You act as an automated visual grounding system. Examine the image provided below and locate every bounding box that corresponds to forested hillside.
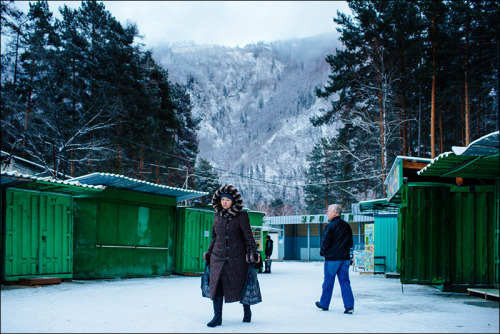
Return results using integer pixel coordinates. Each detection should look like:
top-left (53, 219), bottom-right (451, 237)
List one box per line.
top-left (156, 36), bottom-right (340, 213)
top-left (304, 0), bottom-right (499, 212)
top-left (2, 0), bottom-right (498, 215)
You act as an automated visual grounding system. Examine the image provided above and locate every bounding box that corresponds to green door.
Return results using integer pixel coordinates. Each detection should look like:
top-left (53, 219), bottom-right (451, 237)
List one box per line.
top-left (397, 184), bottom-right (450, 285)
top-left (4, 189), bottom-right (73, 281)
top-left (374, 214), bottom-right (398, 273)
top-left (181, 209), bottom-right (213, 274)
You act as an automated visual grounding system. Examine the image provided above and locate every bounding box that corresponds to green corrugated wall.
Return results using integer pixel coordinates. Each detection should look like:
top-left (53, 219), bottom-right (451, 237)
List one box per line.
top-left (4, 188), bottom-right (73, 281)
top-left (449, 185), bottom-right (496, 288)
top-left (73, 189), bottom-right (177, 279)
top-left (398, 183), bottom-right (497, 291)
top-left (174, 207), bottom-right (214, 274)
top-left (398, 184), bottom-right (450, 285)
top-left (174, 207), bottom-right (266, 275)
top-left (374, 214), bottom-right (398, 273)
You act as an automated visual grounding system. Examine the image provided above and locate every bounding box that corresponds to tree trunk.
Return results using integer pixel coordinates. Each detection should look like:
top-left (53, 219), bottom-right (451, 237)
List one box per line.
top-left (52, 140), bottom-right (57, 179)
top-left (71, 150), bottom-right (74, 177)
top-left (139, 146), bottom-right (144, 179)
top-left (88, 133), bottom-right (93, 171)
top-left (117, 124), bottom-right (122, 173)
top-left (464, 1), bottom-right (471, 145)
top-left (401, 93), bottom-right (408, 156)
top-left (431, 14), bottom-right (437, 158)
top-left (323, 145), bottom-right (329, 210)
top-left (156, 161), bottom-right (160, 184)
top-left (373, 32), bottom-right (386, 197)
top-left (23, 58), bottom-right (35, 149)
top-left (477, 94), bottom-right (482, 134)
top-left (438, 108), bottom-right (443, 154)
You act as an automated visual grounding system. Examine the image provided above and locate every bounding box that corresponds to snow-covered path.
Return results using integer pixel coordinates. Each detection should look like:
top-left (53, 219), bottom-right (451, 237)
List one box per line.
top-left (1, 261), bottom-right (498, 333)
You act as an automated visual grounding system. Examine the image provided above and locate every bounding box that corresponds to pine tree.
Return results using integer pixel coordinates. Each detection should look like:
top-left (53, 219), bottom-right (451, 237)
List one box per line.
top-left (303, 138), bottom-right (336, 213)
top-left (312, 0), bottom-right (498, 201)
top-left (194, 158), bottom-right (221, 204)
top-left (1, 0), bottom-right (200, 184)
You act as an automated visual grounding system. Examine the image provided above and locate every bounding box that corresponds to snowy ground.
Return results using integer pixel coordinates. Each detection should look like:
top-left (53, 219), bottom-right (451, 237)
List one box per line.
top-left (1, 261), bottom-right (498, 333)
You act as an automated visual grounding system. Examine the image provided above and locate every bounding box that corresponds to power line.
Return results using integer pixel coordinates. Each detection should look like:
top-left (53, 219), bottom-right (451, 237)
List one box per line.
top-left (108, 133), bottom-right (193, 163)
top-left (95, 134), bottom-right (385, 190)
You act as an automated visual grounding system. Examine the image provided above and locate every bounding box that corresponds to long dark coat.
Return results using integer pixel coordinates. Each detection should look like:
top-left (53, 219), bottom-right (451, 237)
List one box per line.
top-left (207, 210), bottom-right (257, 302)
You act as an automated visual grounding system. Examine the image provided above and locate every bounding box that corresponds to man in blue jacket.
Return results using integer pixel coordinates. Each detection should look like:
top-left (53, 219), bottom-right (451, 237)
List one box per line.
top-left (315, 204), bottom-right (354, 314)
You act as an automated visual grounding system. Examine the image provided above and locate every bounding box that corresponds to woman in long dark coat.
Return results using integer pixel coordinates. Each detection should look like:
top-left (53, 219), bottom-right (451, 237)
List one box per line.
top-left (203, 185), bottom-right (260, 327)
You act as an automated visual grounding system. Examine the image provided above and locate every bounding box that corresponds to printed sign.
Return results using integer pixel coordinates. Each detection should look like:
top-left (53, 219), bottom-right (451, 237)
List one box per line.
top-left (301, 215), bottom-right (327, 223)
top-left (353, 250), bottom-right (365, 268)
top-left (252, 230), bottom-right (263, 251)
top-left (364, 224), bottom-right (375, 270)
top-left (387, 160), bottom-right (403, 200)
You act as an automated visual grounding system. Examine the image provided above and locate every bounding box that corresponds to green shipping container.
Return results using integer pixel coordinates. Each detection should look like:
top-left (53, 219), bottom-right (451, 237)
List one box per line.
top-left (73, 189), bottom-right (177, 279)
top-left (398, 183), bottom-right (497, 291)
top-left (174, 207), bottom-right (266, 275)
top-left (174, 207), bottom-right (214, 274)
top-left (398, 184), bottom-right (451, 286)
top-left (374, 214), bottom-right (398, 273)
top-left (4, 188), bottom-right (73, 281)
top-left (448, 185), bottom-right (496, 289)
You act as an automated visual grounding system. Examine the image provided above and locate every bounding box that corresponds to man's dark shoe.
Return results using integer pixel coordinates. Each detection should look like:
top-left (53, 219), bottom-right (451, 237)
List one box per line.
top-left (315, 301), bottom-right (328, 311)
top-left (344, 307), bottom-right (354, 314)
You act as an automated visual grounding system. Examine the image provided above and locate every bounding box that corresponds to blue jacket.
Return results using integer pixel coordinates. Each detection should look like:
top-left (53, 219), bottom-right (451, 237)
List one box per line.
top-left (320, 216), bottom-right (353, 261)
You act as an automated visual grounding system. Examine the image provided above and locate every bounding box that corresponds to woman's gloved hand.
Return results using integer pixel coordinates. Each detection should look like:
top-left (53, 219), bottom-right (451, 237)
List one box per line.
top-left (246, 251), bottom-right (260, 264)
top-left (203, 251), bottom-right (211, 264)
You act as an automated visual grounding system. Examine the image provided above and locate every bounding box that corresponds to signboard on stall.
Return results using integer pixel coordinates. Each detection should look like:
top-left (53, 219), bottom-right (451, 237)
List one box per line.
top-left (386, 159), bottom-right (403, 201)
top-left (364, 223), bottom-right (375, 271)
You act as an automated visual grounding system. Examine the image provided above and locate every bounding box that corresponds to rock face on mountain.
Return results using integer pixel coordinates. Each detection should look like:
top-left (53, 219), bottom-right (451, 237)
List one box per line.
top-left (155, 33), bottom-right (341, 211)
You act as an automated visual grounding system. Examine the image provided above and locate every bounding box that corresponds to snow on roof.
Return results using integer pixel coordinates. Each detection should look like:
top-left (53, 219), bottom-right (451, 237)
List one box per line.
top-left (70, 172), bottom-right (208, 201)
top-left (1, 170), bottom-right (106, 190)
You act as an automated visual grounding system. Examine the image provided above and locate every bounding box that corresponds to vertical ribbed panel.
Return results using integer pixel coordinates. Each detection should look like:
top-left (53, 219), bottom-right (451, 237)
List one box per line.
top-left (374, 215), bottom-right (398, 273)
top-left (4, 189), bottom-right (73, 280)
top-left (398, 183), bottom-right (496, 290)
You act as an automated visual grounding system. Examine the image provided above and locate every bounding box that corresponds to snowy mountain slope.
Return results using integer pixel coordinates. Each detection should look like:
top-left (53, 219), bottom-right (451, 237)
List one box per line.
top-left (154, 33), bottom-right (341, 211)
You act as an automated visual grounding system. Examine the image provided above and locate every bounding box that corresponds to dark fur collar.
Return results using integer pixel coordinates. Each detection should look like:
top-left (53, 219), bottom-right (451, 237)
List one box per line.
top-left (212, 184), bottom-right (244, 217)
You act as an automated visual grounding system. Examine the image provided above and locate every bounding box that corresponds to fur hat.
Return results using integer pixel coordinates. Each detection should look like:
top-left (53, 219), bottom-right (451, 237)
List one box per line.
top-left (212, 185), bottom-right (244, 216)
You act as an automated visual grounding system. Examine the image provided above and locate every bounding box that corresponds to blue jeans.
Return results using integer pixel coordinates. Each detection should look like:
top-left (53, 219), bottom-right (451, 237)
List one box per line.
top-left (319, 260), bottom-right (354, 310)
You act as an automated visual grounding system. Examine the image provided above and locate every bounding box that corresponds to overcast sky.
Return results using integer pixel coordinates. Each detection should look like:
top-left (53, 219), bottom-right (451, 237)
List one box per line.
top-left (12, 1), bottom-right (352, 49)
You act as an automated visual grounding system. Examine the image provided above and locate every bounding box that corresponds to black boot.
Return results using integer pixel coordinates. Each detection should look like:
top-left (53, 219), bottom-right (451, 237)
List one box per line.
top-left (243, 304), bottom-right (251, 322)
top-left (207, 297), bottom-right (223, 327)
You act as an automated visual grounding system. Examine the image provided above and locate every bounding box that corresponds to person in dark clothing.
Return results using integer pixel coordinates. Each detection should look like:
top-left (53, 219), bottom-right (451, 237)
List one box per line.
top-left (203, 185), bottom-right (260, 327)
top-left (264, 235), bottom-right (274, 273)
top-left (315, 204), bottom-right (355, 314)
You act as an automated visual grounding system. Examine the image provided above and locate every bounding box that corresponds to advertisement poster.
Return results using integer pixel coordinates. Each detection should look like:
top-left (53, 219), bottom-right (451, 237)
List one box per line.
top-left (364, 224), bottom-right (374, 270)
top-left (353, 250), bottom-right (365, 268)
top-left (252, 230), bottom-right (263, 251)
